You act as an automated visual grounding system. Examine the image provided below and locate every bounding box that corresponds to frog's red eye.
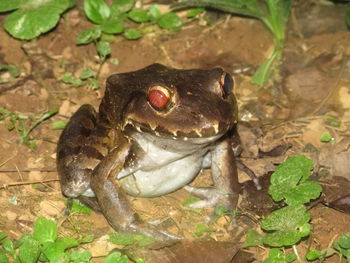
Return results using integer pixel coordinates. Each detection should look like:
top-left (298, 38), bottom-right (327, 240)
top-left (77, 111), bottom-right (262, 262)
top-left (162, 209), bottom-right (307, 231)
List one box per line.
top-left (148, 86), bottom-right (171, 110)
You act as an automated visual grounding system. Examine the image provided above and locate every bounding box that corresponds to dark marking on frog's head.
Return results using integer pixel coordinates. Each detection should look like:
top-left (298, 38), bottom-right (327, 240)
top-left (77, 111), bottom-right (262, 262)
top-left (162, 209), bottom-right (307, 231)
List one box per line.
top-left (106, 63), bottom-right (237, 140)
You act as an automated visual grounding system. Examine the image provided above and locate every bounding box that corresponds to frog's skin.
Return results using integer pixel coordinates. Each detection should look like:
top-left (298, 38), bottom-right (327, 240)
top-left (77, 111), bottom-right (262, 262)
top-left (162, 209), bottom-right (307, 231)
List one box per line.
top-left (57, 63), bottom-right (241, 240)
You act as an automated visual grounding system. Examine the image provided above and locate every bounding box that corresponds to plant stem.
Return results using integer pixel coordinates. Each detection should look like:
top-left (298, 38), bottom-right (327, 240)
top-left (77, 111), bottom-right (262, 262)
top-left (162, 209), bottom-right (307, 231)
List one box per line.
top-left (293, 245), bottom-right (304, 263)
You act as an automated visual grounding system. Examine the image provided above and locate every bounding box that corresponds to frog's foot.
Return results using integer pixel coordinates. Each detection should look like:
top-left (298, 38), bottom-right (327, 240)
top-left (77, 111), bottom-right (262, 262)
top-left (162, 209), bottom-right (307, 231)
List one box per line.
top-left (184, 186), bottom-right (237, 209)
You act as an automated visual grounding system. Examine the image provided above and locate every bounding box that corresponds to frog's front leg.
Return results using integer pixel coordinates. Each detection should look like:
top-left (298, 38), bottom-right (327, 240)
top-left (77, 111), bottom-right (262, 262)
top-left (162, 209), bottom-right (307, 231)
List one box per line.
top-left (185, 137), bottom-right (241, 210)
top-left (90, 144), bottom-right (180, 240)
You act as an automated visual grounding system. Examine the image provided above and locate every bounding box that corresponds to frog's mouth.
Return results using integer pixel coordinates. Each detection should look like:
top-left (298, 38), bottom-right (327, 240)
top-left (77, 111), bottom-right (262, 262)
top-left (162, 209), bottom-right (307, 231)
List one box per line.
top-left (122, 118), bottom-right (232, 142)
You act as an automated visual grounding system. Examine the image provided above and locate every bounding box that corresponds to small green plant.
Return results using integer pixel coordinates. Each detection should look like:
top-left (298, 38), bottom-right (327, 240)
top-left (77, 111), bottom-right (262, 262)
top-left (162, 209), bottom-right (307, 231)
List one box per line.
top-left (244, 155), bottom-right (323, 262)
top-left (0, 0), bottom-right (75, 40)
top-left (171, 0), bottom-right (292, 86)
top-left (75, 0), bottom-right (193, 87)
top-left (320, 132), bottom-right (333, 143)
top-left (61, 68), bottom-right (100, 90)
top-left (78, 0), bottom-right (184, 43)
top-left (333, 233), bottom-right (350, 261)
top-left (193, 224), bottom-right (216, 237)
top-left (0, 217), bottom-right (93, 262)
top-left (103, 251), bottom-right (129, 263)
top-left (263, 248), bottom-right (297, 263)
top-left (0, 217), bottom-right (141, 262)
top-left (303, 233), bottom-right (350, 261)
top-left (0, 108), bottom-right (57, 148)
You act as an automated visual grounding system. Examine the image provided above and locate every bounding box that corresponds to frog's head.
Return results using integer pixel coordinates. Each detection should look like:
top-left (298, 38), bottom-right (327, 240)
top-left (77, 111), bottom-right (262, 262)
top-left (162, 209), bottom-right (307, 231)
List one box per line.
top-left (108, 64), bottom-right (237, 140)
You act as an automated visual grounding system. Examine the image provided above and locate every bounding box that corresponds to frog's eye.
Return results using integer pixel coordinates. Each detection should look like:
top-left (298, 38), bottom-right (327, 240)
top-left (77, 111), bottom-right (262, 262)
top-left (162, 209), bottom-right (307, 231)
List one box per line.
top-left (148, 85), bottom-right (171, 110)
top-left (220, 73), bottom-right (234, 98)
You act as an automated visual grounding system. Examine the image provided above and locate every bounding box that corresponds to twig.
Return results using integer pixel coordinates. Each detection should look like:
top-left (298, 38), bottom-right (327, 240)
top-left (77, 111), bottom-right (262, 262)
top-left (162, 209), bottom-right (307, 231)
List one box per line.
top-left (0, 153), bottom-right (17, 168)
top-left (0, 178), bottom-right (59, 190)
top-left (0, 75), bottom-right (33, 94)
top-left (0, 167), bottom-right (56, 172)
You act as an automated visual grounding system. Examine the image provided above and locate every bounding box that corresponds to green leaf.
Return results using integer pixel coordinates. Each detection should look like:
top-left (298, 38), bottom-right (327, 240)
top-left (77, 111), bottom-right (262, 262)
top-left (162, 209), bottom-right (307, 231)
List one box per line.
top-left (18, 235), bottom-right (41, 263)
top-left (264, 0), bottom-right (292, 42)
top-left (42, 237), bottom-right (79, 262)
top-left (182, 197), bottom-right (201, 207)
top-left (334, 235), bottom-right (350, 260)
top-left (263, 248), bottom-right (296, 263)
top-left (100, 15), bottom-right (125, 34)
top-left (62, 72), bottom-right (83, 86)
top-left (34, 217), bottom-right (58, 243)
top-left (306, 249), bottom-right (322, 261)
top-left (109, 232), bottom-right (157, 247)
top-left (187, 8), bottom-right (205, 18)
top-left (123, 28), bottom-right (142, 40)
top-left (0, 251), bottom-right (9, 263)
top-left (261, 205), bottom-right (310, 231)
top-left (0, 232), bottom-right (7, 241)
top-left (171, 0), bottom-right (266, 19)
top-left (4, 0), bottom-right (75, 40)
top-left (336, 234), bottom-right (350, 249)
top-left (271, 155), bottom-right (313, 186)
top-left (111, 0), bottom-right (134, 13)
top-left (104, 251), bottom-right (129, 263)
top-left (268, 155), bottom-right (321, 205)
top-left (2, 238), bottom-right (14, 254)
top-left (84, 0), bottom-right (111, 24)
top-left (79, 235), bottom-right (94, 244)
top-left (70, 199), bottom-right (92, 214)
top-left (34, 108), bottom-right (58, 125)
top-left (157, 13), bottom-right (182, 30)
top-left (76, 27), bottom-right (102, 45)
top-left (0, 0), bottom-right (23, 12)
top-left (261, 205), bottom-right (311, 247)
top-left (148, 4), bottom-right (161, 20)
top-left (128, 8), bottom-right (150, 23)
top-left (79, 68), bottom-right (96, 80)
top-left (284, 181), bottom-right (322, 205)
top-left (346, 4), bottom-right (350, 27)
top-left (251, 48), bottom-right (280, 85)
top-left (243, 229), bottom-right (263, 247)
top-left (320, 132), bottom-right (332, 142)
top-left (70, 250), bottom-right (92, 263)
top-left (193, 224), bottom-right (215, 237)
top-left (88, 78), bottom-right (100, 90)
top-left (96, 41), bottom-right (111, 60)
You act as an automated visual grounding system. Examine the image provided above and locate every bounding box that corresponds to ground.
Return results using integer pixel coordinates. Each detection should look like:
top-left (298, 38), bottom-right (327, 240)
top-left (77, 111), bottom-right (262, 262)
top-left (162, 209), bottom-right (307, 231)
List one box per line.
top-left (0, 0), bottom-right (350, 262)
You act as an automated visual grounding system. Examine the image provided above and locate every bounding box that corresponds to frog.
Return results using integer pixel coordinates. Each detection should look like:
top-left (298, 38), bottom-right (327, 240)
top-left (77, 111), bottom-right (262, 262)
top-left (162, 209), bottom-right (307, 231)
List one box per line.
top-left (56, 63), bottom-right (241, 240)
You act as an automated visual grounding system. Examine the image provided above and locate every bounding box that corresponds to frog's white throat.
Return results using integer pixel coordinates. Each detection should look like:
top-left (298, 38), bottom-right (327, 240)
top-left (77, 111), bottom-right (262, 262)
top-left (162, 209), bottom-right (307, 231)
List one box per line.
top-left (115, 131), bottom-right (221, 197)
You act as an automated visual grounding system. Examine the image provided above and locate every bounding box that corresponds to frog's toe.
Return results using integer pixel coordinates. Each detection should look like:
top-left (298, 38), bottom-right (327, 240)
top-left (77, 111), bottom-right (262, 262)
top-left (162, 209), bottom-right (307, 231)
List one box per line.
top-left (184, 186), bottom-right (235, 209)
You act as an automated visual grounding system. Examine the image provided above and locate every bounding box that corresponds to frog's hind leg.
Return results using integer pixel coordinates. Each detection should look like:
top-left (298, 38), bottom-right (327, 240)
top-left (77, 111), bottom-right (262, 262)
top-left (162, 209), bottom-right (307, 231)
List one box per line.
top-left (57, 104), bottom-right (98, 200)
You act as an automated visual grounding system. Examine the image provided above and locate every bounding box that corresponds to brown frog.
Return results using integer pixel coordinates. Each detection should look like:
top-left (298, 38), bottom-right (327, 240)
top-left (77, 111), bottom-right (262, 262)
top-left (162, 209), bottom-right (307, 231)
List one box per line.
top-left (57, 63), bottom-right (241, 240)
